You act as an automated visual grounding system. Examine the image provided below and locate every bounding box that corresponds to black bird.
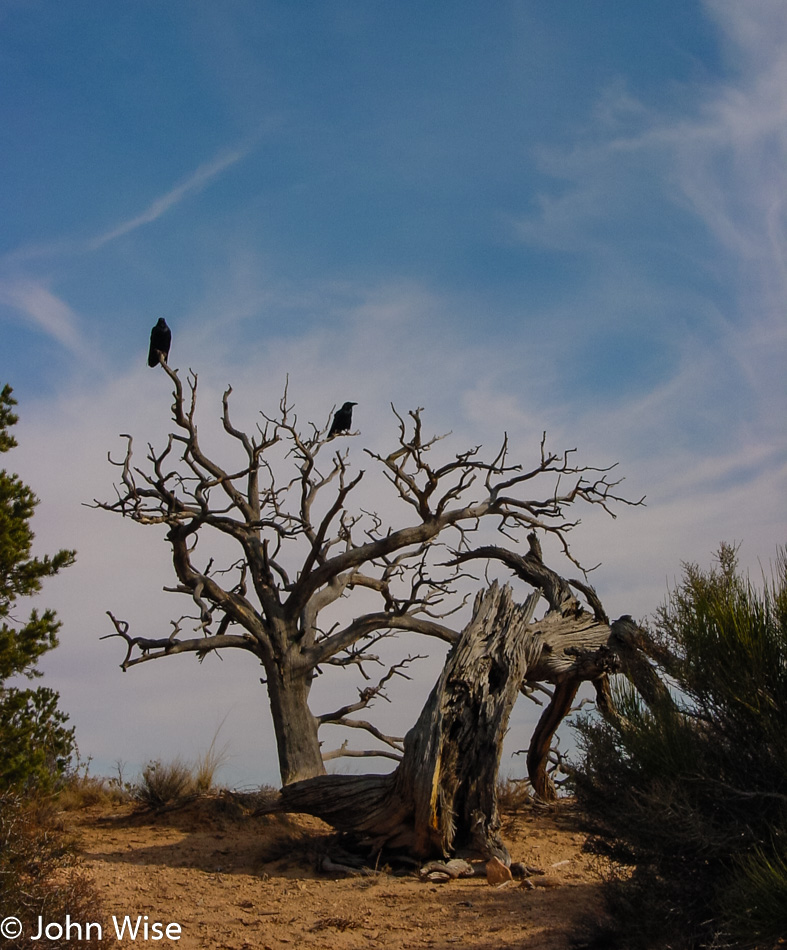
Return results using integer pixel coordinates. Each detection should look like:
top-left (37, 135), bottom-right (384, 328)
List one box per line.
top-left (328, 401), bottom-right (357, 438)
top-left (147, 318), bottom-right (171, 367)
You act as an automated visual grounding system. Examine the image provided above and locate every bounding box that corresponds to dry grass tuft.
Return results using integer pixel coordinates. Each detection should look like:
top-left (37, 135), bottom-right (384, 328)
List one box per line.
top-left (56, 772), bottom-right (131, 811)
top-left (193, 729), bottom-right (231, 794)
top-left (134, 757), bottom-right (197, 808)
top-left (132, 723), bottom-right (232, 808)
top-left (497, 776), bottom-right (535, 813)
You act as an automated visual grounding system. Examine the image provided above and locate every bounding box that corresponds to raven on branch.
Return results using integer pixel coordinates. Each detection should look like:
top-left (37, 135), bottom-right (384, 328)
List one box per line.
top-left (147, 318), bottom-right (171, 367)
top-left (328, 401), bottom-right (357, 438)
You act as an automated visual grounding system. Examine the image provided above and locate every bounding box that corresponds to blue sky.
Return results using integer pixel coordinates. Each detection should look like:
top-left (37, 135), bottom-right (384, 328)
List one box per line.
top-left (1, 1), bottom-right (785, 787)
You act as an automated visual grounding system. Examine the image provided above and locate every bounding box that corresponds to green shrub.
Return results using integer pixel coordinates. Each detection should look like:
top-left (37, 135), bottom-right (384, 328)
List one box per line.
top-left (572, 544), bottom-right (787, 949)
top-left (726, 845), bottom-right (787, 946)
top-left (0, 384), bottom-right (76, 793)
top-left (0, 686), bottom-right (75, 793)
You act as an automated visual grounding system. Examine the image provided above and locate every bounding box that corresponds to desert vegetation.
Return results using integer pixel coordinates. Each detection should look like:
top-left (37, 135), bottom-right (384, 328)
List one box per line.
top-left (0, 384), bottom-right (76, 794)
top-left (571, 544), bottom-right (787, 949)
top-left (0, 792), bottom-right (107, 950)
top-left (0, 384), bottom-right (104, 946)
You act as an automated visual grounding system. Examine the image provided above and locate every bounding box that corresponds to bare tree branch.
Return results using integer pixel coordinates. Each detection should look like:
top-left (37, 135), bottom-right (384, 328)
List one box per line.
top-left (322, 742), bottom-right (403, 763)
top-left (101, 611), bottom-right (256, 671)
top-left (92, 369), bottom-right (645, 786)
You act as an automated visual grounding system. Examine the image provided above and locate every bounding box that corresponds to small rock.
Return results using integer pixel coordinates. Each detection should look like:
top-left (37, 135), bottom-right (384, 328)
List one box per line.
top-left (426, 870), bottom-right (452, 883)
top-left (485, 856), bottom-right (513, 885)
top-left (520, 874), bottom-right (561, 889)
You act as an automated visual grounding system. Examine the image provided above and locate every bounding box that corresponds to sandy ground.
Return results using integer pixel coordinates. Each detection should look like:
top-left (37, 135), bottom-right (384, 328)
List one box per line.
top-left (64, 796), bottom-right (606, 950)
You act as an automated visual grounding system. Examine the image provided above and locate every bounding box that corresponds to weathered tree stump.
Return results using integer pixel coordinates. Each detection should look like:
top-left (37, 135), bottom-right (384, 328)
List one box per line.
top-left (279, 582), bottom-right (541, 861)
top-left (276, 537), bottom-right (653, 855)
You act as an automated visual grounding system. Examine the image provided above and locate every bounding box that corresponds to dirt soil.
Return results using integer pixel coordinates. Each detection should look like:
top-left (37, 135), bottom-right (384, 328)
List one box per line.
top-left (65, 795), bottom-right (606, 950)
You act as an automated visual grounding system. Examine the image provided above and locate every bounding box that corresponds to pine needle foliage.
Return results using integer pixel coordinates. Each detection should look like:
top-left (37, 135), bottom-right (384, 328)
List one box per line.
top-left (572, 544), bottom-right (787, 950)
top-left (0, 384), bottom-right (76, 792)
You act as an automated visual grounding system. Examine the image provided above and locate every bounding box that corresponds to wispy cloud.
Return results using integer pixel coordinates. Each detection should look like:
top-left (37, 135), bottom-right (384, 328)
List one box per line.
top-left (1, 141), bottom-right (254, 269)
top-left (89, 146), bottom-right (251, 250)
top-left (0, 277), bottom-right (84, 355)
top-left (663, 8), bottom-right (787, 282)
top-left (519, 2), bottom-right (787, 305)
top-left (512, 1), bottom-right (786, 438)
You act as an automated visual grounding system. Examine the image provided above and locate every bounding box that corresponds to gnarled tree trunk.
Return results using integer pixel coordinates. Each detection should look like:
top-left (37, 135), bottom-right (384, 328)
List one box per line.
top-left (279, 582), bottom-right (542, 861)
top-left (265, 657), bottom-right (326, 785)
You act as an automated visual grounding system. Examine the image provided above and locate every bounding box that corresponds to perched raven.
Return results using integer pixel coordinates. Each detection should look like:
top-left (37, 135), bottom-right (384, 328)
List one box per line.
top-left (147, 318), bottom-right (171, 367)
top-left (328, 401), bottom-right (357, 438)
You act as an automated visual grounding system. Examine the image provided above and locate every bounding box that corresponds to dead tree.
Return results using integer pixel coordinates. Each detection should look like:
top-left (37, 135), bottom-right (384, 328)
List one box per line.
top-left (277, 545), bottom-right (648, 860)
top-left (92, 363), bottom-right (643, 788)
top-left (278, 582), bottom-right (542, 861)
